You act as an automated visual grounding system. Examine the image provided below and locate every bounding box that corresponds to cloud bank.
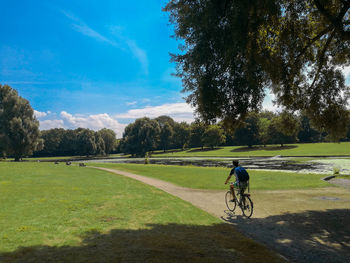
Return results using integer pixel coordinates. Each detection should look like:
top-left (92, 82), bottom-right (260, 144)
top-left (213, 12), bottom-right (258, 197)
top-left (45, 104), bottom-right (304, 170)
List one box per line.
top-left (115, 103), bottom-right (196, 123)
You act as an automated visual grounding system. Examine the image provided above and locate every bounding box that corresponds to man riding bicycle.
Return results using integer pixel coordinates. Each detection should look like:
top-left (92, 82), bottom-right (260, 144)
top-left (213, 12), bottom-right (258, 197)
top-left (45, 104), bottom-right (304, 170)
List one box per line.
top-left (224, 160), bottom-right (249, 200)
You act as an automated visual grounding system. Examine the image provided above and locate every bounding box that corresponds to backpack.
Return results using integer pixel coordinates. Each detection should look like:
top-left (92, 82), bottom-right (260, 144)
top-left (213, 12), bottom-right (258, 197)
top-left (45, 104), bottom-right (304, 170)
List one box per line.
top-left (235, 167), bottom-right (249, 182)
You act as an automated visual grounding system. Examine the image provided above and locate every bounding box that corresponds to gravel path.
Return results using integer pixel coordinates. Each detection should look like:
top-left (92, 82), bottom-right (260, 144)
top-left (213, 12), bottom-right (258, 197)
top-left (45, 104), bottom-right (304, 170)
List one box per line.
top-left (94, 167), bottom-right (350, 263)
top-left (328, 178), bottom-right (350, 189)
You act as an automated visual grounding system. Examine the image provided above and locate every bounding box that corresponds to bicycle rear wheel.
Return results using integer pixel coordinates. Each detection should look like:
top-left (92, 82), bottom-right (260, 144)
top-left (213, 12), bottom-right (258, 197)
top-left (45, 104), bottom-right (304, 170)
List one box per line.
top-left (225, 190), bottom-right (237, 211)
top-left (240, 195), bottom-right (253, 218)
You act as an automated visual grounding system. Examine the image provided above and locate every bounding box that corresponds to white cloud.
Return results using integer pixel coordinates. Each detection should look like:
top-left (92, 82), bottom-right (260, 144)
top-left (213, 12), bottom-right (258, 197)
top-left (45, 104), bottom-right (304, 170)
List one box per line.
top-left (262, 89), bottom-right (282, 112)
top-left (342, 66), bottom-right (350, 83)
top-left (115, 103), bottom-right (195, 123)
top-left (61, 10), bottom-right (118, 47)
top-left (34, 110), bottom-right (47, 118)
top-left (126, 40), bottom-right (148, 75)
top-left (126, 101), bottom-right (137, 106)
top-left (39, 119), bottom-right (65, 130)
top-left (61, 10), bottom-right (148, 74)
top-left (60, 111), bottom-right (126, 137)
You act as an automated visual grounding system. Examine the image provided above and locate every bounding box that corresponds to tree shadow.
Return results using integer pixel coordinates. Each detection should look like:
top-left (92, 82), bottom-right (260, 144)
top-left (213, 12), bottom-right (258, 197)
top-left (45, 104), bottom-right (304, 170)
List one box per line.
top-left (222, 208), bottom-right (350, 263)
top-left (230, 146), bottom-right (297, 152)
top-left (0, 223), bottom-right (284, 263)
top-left (188, 147), bottom-right (223, 153)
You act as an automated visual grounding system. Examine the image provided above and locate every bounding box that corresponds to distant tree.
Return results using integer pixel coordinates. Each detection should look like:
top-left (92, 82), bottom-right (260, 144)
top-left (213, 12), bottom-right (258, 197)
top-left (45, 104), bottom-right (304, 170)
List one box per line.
top-left (202, 125), bottom-right (226, 149)
top-left (258, 117), bottom-right (271, 147)
top-left (268, 112), bottom-right (300, 147)
top-left (94, 132), bottom-right (106, 155)
top-left (156, 115), bottom-right (176, 127)
top-left (189, 121), bottom-right (206, 149)
top-left (234, 113), bottom-right (260, 148)
top-left (298, 114), bottom-right (323, 143)
top-left (97, 128), bottom-right (117, 155)
top-left (58, 129), bottom-right (78, 156)
top-left (122, 118), bottom-right (160, 157)
top-left (347, 121), bottom-right (350, 141)
top-left (259, 111), bottom-right (276, 121)
top-left (37, 128), bottom-right (65, 156)
top-left (0, 85), bottom-right (43, 161)
top-left (313, 106), bottom-right (350, 142)
top-left (159, 122), bottom-right (174, 152)
top-left (75, 128), bottom-right (97, 156)
top-left (173, 122), bottom-right (190, 149)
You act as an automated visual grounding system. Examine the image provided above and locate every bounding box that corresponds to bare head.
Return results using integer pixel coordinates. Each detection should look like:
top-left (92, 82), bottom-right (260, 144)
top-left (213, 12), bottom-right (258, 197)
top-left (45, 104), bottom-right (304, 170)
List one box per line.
top-left (232, 160), bottom-right (239, 167)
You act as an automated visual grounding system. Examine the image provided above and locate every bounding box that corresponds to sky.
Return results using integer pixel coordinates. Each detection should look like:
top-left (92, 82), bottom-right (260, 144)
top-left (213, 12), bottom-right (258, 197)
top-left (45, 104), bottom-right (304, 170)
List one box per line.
top-left (1, 0), bottom-right (349, 138)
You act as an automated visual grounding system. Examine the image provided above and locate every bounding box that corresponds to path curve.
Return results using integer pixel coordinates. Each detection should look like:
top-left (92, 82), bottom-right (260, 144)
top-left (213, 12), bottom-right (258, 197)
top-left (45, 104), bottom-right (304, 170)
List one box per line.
top-left (93, 167), bottom-right (227, 217)
top-left (93, 167), bottom-right (350, 263)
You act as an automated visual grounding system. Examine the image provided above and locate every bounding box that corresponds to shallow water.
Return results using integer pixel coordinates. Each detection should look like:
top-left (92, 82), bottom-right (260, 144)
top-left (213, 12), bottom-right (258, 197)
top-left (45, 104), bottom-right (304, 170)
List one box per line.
top-left (82, 156), bottom-right (350, 174)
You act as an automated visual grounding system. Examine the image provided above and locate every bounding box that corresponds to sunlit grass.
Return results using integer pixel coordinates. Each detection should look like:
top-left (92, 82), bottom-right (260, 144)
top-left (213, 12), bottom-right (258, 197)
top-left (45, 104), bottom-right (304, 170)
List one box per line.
top-left (91, 163), bottom-right (331, 190)
top-left (0, 162), bottom-right (284, 262)
top-left (153, 142), bottom-right (350, 157)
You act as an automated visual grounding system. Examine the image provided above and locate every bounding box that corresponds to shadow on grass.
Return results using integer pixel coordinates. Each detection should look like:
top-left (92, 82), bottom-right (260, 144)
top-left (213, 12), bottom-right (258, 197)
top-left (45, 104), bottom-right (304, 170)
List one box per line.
top-left (188, 147), bottom-right (223, 153)
top-left (222, 209), bottom-right (350, 263)
top-left (231, 146), bottom-right (297, 153)
top-left (0, 223), bottom-right (284, 263)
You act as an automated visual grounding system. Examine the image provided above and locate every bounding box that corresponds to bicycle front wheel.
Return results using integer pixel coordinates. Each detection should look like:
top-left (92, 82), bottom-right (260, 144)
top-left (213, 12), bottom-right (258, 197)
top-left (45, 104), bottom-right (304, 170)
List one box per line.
top-left (241, 195), bottom-right (253, 218)
top-left (225, 191), bottom-right (237, 212)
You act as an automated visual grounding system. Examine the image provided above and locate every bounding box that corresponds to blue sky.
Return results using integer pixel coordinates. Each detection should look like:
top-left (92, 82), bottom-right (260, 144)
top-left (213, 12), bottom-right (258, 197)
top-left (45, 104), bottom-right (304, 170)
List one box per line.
top-left (0, 0), bottom-right (189, 136)
top-left (1, 0), bottom-right (349, 137)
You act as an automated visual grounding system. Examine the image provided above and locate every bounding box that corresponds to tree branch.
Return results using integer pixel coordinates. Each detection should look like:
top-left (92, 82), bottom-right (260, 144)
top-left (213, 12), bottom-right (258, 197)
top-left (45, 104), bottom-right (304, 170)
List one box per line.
top-left (295, 26), bottom-right (332, 62)
top-left (309, 30), bottom-right (336, 90)
top-left (314, 0), bottom-right (350, 40)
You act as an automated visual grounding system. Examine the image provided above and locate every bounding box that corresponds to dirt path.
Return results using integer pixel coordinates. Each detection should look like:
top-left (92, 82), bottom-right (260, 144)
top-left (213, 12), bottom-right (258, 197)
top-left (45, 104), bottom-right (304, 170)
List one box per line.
top-left (94, 167), bottom-right (350, 263)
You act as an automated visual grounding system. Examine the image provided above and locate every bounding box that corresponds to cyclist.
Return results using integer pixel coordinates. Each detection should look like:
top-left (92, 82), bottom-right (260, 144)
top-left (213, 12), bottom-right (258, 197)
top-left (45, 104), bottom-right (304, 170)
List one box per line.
top-left (224, 160), bottom-right (249, 201)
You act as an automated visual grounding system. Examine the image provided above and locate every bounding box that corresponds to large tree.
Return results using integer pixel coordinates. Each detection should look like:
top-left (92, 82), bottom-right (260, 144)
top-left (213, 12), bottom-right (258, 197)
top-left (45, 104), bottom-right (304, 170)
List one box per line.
top-left (268, 112), bottom-right (301, 146)
top-left (173, 122), bottom-right (190, 149)
top-left (159, 122), bottom-right (174, 152)
top-left (39, 128), bottom-right (65, 156)
top-left (164, 0), bottom-right (350, 135)
top-left (156, 116), bottom-right (175, 151)
top-left (202, 125), bottom-right (226, 149)
top-left (189, 120), bottom-right (206, 148)
top-left (97, 128), bottom-right (117, 155)
top-left (121, 117), bottom-right (160, 157)
top-left (234, 112), bottom-right (261, 147)
top-left (0, 85), bottom-right (43, 161)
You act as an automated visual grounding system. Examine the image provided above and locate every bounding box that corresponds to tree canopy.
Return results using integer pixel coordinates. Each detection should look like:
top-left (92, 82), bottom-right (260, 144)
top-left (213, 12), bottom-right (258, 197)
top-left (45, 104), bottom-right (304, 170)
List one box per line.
top-left (0, 85), bottom-right (43, 161)
top-left (164, 0), bottom-right (350, 136)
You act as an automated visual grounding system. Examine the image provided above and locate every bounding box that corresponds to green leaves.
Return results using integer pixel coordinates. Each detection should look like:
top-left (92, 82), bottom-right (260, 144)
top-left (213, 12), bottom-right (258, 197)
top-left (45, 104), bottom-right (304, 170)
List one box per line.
top-left (165, 0), bottom-right (350, 135)
top-left (0, 85), bottom-right (41, 161)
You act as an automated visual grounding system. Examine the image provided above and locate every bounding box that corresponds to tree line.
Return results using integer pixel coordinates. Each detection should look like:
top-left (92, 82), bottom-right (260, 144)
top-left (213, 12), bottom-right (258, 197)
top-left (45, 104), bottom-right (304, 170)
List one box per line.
top-left (33, 128), bottom-right (117, 157)
top-left (118, 112), bottom-right (350, 157)
top-left (2, 84), bottom-right (350, 160)
top-left (1, 84), bottom-right (118, 160)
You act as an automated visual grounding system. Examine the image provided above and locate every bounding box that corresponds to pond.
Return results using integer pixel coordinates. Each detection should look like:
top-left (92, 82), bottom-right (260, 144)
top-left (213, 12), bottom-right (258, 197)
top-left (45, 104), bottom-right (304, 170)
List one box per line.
top-left (82, 156), bottom-right (350, 174)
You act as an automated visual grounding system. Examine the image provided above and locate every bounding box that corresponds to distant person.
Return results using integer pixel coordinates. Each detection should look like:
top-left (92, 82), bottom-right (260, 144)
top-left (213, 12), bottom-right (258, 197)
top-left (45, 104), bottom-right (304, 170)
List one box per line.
top-left (225, 160), bottom-right (250, 200)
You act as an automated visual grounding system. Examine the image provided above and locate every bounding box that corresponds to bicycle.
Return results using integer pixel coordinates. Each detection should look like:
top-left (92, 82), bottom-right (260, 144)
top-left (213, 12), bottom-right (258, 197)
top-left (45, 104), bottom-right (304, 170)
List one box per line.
top-left (225, 185), bottom-right (253, 218)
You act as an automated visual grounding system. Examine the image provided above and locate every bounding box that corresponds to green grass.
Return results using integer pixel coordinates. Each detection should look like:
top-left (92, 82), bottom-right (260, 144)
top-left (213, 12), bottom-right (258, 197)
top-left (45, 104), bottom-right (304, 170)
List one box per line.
top-left (91, 163), bottom-right (330, 190)
top-left (152, 142), bottom-right (350, 157)
top-left (22, 153), bottom-right (129, 161)
top-left (0, 162), bottom-right (284, 262)
top-left (0, 162), bottom-right (217, 252)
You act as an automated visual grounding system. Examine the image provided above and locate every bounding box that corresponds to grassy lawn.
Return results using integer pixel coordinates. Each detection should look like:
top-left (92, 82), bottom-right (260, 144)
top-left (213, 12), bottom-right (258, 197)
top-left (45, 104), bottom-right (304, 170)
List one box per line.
top-left (152, 142), bottom-right (350, 157)
top-left (90, 163), bottom-right (331, 190)
top-left (0, 162), bottom-right (283, 262)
